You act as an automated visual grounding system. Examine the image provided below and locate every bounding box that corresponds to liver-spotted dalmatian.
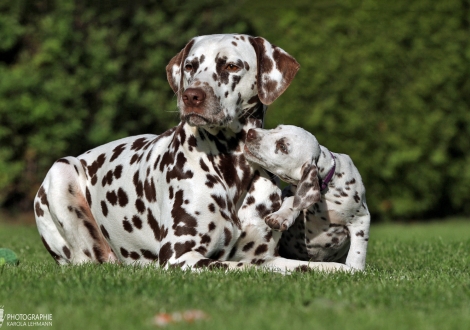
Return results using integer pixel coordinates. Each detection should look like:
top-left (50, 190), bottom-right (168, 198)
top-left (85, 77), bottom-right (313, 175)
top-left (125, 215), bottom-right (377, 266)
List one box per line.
top-left (34, 34), bottom-right (351, 273)
top-left (244, 125), bottom-right (370, 270)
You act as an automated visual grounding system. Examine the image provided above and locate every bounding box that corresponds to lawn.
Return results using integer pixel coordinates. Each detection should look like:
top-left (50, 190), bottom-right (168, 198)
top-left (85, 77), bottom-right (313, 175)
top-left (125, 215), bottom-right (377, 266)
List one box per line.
top-left (1, 217), bottom-right (469, 330)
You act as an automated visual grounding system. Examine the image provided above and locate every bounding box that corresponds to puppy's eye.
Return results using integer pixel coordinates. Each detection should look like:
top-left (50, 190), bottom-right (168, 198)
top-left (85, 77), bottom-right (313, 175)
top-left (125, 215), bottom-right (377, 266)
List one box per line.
top-left (225, 63), bottom-right (239, 72)
top-left (276, 142), bottom-right (288, 154)
top-left (184, 64), bottom-right (193, 71)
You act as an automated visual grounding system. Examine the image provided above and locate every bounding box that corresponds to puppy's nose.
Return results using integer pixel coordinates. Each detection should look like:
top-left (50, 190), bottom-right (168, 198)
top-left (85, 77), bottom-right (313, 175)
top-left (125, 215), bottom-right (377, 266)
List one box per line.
top-left (182, 88), bottom-right (206, 107)
top-left (246, 129), bottom-right (257, 142)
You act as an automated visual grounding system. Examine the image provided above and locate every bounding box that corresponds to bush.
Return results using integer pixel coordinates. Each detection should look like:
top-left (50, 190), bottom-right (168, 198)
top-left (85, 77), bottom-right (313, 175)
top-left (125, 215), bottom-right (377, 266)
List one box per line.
top-left (2, 0), bottom-right (470, 220)
top-left (0, 0), bottom-right (253, 210)
top-left (248, 0), bottom-right (470, 220)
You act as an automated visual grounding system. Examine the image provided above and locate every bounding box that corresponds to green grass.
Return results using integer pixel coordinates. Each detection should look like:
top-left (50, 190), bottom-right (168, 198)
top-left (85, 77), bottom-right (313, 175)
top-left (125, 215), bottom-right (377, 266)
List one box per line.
top-left (1, 219), bottom-right (470, 330)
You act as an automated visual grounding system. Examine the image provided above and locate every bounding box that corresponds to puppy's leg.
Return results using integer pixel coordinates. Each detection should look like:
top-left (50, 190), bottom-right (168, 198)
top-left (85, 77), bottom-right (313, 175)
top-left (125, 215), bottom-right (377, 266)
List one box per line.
top-left (345, 213), bottom-right (370, 270)
top-left (264, 196), bottom-right (301, 231)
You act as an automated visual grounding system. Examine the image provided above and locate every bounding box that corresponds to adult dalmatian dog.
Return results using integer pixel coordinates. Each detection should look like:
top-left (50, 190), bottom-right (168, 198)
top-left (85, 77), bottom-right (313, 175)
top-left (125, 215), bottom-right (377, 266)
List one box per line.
top-left (34, 34), bottom-right (351, 273)
top-left (244, 125), bottom-right (370, 270)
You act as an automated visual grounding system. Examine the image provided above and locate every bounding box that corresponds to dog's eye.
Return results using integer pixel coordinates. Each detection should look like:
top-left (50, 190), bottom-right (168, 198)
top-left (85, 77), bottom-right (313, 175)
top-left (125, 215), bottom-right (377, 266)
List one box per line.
top-left (276, 142), bottom-right (288, 154)
top-left (225, 63), bottom-right (239, 72)
top-left (184, 64), bottom-right (193, 71)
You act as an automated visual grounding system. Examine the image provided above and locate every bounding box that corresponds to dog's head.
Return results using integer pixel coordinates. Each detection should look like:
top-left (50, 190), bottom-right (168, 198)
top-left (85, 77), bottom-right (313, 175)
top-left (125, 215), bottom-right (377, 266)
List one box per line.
top-left (244, 125), bottom-right (322, 210)
top-left (166, 34), bottom-right (299, 130)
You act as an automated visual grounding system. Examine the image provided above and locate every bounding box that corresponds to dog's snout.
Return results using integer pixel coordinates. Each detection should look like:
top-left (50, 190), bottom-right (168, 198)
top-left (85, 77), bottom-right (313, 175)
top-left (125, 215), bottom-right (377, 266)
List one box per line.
top-left (246, 129), bottom-right (258, 142)
top-left (183, 88), bottom-right (206, 107)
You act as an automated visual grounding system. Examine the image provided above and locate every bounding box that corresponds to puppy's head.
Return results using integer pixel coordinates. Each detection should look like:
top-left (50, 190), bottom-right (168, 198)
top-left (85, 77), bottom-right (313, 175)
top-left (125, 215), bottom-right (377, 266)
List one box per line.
top-left (244, 125), bottom-right (322, 210)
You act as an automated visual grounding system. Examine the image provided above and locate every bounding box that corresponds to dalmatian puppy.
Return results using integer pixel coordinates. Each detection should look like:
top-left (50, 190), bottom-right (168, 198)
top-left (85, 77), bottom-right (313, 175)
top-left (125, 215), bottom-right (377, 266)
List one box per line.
top-left (34, 34), bottom-right (351, 273)
top-left (244, 125), bottom-right (370, 270)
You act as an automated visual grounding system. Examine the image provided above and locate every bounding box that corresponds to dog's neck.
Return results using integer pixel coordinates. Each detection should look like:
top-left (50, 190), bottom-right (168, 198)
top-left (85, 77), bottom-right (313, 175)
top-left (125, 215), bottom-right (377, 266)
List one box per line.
top-left (194, 102), bottom-right (266, 137)
top-left (186, 102), bottom-right (266, 152)
top-left (317, 145), bottom-right (336, 183)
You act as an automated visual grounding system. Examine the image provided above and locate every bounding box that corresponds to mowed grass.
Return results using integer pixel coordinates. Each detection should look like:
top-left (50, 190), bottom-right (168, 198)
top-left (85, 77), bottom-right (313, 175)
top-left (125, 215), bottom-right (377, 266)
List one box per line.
top-left (1, 218), bottom-right (469, 330)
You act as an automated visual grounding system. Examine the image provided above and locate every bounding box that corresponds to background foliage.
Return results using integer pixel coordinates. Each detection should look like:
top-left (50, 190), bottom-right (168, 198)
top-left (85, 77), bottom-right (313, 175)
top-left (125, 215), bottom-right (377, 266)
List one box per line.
top-left (1, 0), bottom-right (469, 220)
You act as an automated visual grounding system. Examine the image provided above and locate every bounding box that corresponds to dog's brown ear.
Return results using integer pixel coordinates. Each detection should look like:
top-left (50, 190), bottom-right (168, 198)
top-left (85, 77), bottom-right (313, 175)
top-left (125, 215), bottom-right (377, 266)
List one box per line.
top-left (293, 162), bottom-right (321, 210)
top-left (166, 39), bottom-right (195, 94)
top-left (249, 36), bottom-right (300, 105)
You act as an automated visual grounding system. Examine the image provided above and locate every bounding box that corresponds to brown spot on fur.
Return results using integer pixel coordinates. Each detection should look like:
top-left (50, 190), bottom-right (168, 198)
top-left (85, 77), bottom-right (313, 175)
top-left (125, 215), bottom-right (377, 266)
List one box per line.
top-left (201, 234), bottom-right (211, 244)
top-left (208, 222), bottom-right (216, 231)
top-left (172, 190), bottom-right (198, 236)
top-left (147, 209), bottom-right (168, 241)
top-left (87, 153), bottom-right (106, 180)
top-left (56, 158), bottom-right (70, 164)
top-left (86, 187), bottom-right (92, 207)
top-left (195, 246), bottom-right (207, 255)
top-left (144, 178), bottom-right (157, 202)
top-left (133, 172), bottom-right (144, 197)
top-left (256, 204), bottom-right (270, 218)
top-left (135, 199), bottom-right (145, 214)
top-left (131, 137), bottom-right (148, 151)
top-left (208, 203), bottom-right (216, 213)
top-left (63, 246), bottom-right (71, 259)
top-left (158, 242), bottom-right (173, 266)
top-left (120, 247), bottom-right (129, 258)
top-left (41, 236), bottom-right (61, 262)
top-left (211, 194), bottom-right (226, 209)
top-left (123, 218), bottom-right (133, 232)
top-left (110, 143), bottom-right (126, 162)
top-left (194, 258), bottom-right (214, 268)
top-left (101, 201), bottom-right (108, 217)
top-left (228, 246), bottom-right (237, 259)
top-left (174, 240), bottom-right (196, 259)
top-left (93, 245), bottom-right (105, 262)
top-left (35, 202), bottom-right (44, 217)
top-left (132, 215), bottom-right (143, 229)
top-left (37, 186), bottom-right (49, 208)
top-left (254, 244), bottom-right (268, 256)
top-left (354, 191), bottom-right (361, 203)
top-left (294, 265), bottom-right (310, 272)
top-left (224, 227), bottom-right (232, 246)
top-left (141, 249), bottom-right (158, 261)
top-left (114, 165), bottom-right (123, 179)
top-left (199, 158), bottom-right (209, 172)
top-left (117, 188), bottom-right (129, 206)
top-left (100, 225), bottom-right (110, 239)
top-left (242, 241), bottom-right (254, 252)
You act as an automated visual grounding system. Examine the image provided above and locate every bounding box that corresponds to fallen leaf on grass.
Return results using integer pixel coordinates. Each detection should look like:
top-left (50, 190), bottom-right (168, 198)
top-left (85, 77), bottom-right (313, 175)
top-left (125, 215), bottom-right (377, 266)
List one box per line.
top-left (154, 310), bottom-right (209, 327)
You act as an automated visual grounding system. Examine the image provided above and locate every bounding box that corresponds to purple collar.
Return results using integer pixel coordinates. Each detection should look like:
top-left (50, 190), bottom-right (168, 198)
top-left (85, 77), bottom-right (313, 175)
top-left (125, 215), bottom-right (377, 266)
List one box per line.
top-left (320, 152), bottom-right (336, 192)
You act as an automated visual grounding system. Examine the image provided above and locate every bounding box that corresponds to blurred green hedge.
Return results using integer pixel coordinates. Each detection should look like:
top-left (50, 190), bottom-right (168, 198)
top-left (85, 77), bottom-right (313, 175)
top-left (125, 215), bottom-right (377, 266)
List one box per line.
top-left (1, 0), bottom-right (470, 220)
top-left (251, 0), bottom-right (470, 220)
top-left (0, 0), bottom-right (252, 210)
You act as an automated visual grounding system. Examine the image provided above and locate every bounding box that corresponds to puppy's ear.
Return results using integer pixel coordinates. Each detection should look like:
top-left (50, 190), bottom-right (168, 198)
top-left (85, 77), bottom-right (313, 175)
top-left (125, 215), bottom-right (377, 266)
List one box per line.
top-left (293, 162), bottom-right (321, 210)
top-left (249, 37), bottom-right (300, 105)
top-left (166, 39), bottom-right (195, 94)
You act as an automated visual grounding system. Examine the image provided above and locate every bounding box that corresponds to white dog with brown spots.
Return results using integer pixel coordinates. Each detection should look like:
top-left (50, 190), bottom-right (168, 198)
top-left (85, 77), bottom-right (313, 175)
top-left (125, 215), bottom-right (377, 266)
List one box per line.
top-left (244, 125), bottom-right (370, 270)
top-left (34, 34), bottom-right (352, 274)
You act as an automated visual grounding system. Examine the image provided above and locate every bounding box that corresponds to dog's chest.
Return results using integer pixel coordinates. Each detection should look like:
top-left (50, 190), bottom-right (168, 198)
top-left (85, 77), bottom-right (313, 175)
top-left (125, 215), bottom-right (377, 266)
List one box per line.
top-left (75, 125), bottom-right (256, 255)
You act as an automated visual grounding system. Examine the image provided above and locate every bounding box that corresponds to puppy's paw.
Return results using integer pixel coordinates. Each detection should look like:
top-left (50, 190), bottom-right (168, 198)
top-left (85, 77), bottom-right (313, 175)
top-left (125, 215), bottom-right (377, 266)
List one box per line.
top-left (264, 212), bottom-right (293, 231)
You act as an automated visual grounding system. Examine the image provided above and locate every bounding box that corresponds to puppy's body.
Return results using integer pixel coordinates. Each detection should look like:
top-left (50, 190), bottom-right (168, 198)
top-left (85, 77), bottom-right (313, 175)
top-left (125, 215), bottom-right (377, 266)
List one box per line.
top-left (244, 125), bottom-right (370, 270)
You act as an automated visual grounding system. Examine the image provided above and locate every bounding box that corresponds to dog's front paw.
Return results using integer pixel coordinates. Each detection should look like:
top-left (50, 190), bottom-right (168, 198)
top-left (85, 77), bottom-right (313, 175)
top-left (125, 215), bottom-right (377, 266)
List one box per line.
top-left (265, 212), bottom-right (292, 231)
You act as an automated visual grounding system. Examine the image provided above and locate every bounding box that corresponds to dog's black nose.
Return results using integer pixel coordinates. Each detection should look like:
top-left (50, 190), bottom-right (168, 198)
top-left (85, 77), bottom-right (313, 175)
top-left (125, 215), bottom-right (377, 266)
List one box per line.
top-left (246, 129), bottom-right (257, 141)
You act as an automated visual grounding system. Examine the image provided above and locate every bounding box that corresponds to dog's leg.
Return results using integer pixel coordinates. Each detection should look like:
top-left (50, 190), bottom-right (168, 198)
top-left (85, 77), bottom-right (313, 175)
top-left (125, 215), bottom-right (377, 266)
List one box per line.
top-left (166, 250), bottom-right (352, 274)
top-left (264, 196), bottom-right (300, 231)
top-left (345, 214), bottom-right (370, 270)
top-left (35, 157), bottom-right (118, 264)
